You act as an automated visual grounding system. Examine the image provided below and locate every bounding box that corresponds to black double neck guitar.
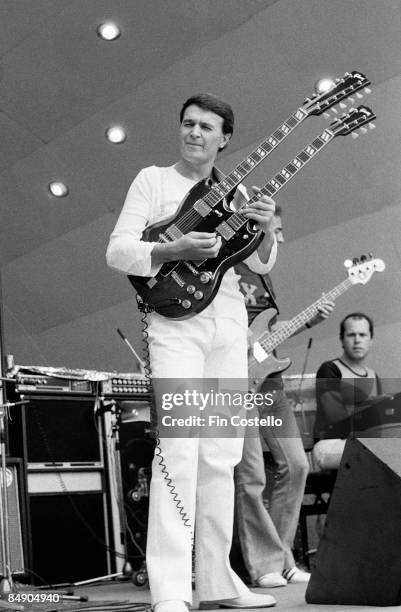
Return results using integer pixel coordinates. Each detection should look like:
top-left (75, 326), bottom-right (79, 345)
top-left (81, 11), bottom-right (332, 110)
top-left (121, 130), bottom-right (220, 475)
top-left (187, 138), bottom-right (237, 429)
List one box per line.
top-left (128, 72), bottom-right (374, 319)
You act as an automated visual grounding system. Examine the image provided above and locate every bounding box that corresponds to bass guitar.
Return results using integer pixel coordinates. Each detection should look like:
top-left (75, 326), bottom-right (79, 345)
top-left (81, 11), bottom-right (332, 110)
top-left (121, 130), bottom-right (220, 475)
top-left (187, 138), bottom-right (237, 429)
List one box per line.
top-left (130, 100), bottom-right (374, 320)
top-left (248, 255), bottom-right (385, 390)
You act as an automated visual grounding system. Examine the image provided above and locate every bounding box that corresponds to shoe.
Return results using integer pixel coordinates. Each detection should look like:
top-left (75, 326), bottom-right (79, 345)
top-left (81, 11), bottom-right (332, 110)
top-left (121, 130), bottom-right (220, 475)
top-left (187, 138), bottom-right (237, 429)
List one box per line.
top-left (153, 600), bottom-right (188, 612)
top-left (255, 572), bottom-right (287, 588)
top-left (282, 567), bottom-right (311, 584)
top-left (199, 591), bottom-right (276, 608)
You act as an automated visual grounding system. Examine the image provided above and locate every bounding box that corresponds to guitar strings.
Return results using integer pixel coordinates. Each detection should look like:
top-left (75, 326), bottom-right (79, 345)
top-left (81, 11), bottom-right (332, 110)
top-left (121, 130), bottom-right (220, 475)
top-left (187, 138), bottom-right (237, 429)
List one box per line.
top-left (256, 279), bottom-right (352, 353)
top-left (163, 77), bottom-right (366, 239)
top-left (156, 106), bottom-right (364, 251)
top-left (156, 109), bottom-right (310, 241)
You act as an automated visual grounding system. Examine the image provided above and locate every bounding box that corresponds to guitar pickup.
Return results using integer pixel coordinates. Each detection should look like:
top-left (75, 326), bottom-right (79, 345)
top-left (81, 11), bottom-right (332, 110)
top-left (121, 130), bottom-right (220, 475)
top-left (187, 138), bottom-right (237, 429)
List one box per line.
top-left (252, 341), bottom-right (268, 363)
top-left (164, 225), bottom-right (183, 241)
top-left (194, 201), bottom-right (212, 217)
top-left (216, 221), bottom-right (235, 241)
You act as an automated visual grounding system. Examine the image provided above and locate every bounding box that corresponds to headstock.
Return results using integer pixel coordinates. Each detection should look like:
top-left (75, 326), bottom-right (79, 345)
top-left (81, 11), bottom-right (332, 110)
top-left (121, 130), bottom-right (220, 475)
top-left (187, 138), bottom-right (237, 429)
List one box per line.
top-left (344, 254), bottom-right (385, 285)
top-left (303, 71), bottom-right (371, 117)
top-left (329, 105), bottom-right (376, 138)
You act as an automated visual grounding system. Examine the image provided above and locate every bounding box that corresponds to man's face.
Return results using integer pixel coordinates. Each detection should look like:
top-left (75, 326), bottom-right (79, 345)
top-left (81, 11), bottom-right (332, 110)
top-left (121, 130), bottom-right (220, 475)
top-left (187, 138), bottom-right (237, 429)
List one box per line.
top-left (271, 215), bottom-right (284, 244)
top-left (179, 104), bottom-right (230, 167)
top-left (341, 317), bottom-right (373, 362)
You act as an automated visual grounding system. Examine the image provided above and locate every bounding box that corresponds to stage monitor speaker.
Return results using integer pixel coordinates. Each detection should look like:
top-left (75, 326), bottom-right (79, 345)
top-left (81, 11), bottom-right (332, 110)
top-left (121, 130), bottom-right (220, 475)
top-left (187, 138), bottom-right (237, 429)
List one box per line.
top-left (28, 470), bottom-right (111, 585)
top-left (306, 437), bottom-right (401, 606)
top-left (0, 458), bottom-right (29, 578)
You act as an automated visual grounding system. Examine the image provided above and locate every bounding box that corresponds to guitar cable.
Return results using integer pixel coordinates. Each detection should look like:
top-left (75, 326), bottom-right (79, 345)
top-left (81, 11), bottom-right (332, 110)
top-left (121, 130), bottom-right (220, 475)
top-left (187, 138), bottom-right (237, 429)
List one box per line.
top-left (136, 295), bottom-right (193, 533)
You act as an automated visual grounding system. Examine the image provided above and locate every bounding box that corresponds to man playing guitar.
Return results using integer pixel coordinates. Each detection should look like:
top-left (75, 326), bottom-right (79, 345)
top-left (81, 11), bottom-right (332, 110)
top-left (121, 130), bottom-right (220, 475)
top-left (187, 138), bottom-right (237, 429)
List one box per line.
top-left (107, 93), bottom-right (278, 611)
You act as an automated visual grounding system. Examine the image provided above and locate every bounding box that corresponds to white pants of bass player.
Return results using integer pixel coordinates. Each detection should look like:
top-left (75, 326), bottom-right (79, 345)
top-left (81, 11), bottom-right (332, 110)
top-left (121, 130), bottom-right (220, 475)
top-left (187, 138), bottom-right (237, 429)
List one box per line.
top-left (145, 312), bottom-right (250, 606)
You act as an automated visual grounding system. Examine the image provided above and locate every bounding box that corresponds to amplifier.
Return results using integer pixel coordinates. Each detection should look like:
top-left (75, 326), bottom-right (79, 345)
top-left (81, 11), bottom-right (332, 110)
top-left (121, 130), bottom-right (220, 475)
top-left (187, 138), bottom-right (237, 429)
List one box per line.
top-left (100, 373), bottom-right (151, 398)
top-left (8, 395), bottom-right (104, 468)
top-left (15, 373), bottom-right (93, 395)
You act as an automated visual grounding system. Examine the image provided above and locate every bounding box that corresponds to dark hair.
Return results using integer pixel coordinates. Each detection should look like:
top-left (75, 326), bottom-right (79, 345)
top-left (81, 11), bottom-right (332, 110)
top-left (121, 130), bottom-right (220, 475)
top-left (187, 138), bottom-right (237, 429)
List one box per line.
top-left (179, 93), bottom-right (234, 136)
top-left (340, 312), bottom-right (374, 339)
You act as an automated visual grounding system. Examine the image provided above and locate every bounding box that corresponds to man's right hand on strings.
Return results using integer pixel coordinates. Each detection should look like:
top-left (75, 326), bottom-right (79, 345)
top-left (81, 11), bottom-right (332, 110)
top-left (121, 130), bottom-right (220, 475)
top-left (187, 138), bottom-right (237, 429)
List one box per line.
top-left (152, 231), bottom-right (222, 264)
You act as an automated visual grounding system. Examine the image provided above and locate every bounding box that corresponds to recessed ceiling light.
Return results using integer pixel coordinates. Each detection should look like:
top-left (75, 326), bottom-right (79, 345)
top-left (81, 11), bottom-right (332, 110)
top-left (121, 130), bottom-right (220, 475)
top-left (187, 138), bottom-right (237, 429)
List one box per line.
top-left (97, 22), bottom-right (121, 41)
top-left (48, 181), bottom-right (69, 197)
top-left (314, 77), bottom-right (336, 94)
top-left (105, 126), bottom-right (127, 144)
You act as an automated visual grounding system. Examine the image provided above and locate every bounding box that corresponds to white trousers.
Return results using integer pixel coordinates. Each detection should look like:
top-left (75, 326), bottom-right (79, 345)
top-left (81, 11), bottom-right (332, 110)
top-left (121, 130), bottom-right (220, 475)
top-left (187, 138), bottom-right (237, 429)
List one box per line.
top-left (145, 313), bottom-right (249, 605)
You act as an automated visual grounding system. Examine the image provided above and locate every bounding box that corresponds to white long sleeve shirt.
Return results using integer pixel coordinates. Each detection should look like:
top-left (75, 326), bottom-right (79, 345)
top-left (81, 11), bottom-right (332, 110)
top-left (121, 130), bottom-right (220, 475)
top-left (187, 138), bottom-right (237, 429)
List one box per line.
top-left (107, 165), bottom-right (277, 328)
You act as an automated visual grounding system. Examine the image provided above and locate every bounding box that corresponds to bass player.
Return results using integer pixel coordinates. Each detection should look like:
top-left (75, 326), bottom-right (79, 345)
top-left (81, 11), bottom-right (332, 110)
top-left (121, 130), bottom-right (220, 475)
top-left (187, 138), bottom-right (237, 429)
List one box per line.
top-left (234, 208), bottom-right (334, 588)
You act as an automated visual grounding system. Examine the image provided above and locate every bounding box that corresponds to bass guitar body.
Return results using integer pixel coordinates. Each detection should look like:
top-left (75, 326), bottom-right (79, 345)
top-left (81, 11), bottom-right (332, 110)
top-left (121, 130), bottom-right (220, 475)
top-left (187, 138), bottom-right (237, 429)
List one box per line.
top-left (128, 180), bottom-right (262, 319)
top-left (248, 308), bottom-right (291, 392)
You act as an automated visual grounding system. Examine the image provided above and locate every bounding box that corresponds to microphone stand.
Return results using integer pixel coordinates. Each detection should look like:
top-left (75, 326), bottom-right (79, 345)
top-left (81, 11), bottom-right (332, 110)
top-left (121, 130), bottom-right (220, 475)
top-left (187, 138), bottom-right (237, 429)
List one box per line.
top-left (116, 329), bottom-right (146, 373)
top-left (296, 338), bottom-right (313, 440)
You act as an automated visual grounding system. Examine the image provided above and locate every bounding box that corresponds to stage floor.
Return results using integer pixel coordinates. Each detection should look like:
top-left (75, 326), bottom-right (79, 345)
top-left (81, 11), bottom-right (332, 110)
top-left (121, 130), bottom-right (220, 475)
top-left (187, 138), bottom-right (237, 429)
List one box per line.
top-left (66, 579), bottom-right (401, 611)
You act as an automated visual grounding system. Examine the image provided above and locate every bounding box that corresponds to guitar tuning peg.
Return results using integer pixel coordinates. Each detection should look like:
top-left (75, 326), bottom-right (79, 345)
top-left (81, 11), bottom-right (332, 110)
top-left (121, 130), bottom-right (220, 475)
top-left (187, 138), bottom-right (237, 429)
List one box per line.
top-left (369, 122), bottom-right (376, 130)
top-left (360, 127), bottom-right (368, 134)
top-left (360, 254), bottom-right (367, 261)
top-left (368, 252), bottom-right (373, 259)
top-left (356, 92), bottom-right (363, 99)
top-left (353, 257), bottom-right (360, 265)
top-left (344, 259), bottom-right (353, 268)
top-left (351, 132), bottom-right (359, 139)
top-left (323, 112), bottom-right (331, 119)
top-left (364, 87), bottom-right (372, 94)
top-left (339, 102), bottom-right (347, 109)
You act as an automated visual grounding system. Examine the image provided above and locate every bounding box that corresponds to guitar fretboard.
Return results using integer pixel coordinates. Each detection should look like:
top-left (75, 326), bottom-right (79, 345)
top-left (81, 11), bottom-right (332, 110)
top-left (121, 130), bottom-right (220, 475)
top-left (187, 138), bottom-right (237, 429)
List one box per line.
top-left (203, 110), bottom-right (308, 208)
top-left (257, 278), bottom-right (353, 354)
top-left (215, 128), bottom-right (334, 240)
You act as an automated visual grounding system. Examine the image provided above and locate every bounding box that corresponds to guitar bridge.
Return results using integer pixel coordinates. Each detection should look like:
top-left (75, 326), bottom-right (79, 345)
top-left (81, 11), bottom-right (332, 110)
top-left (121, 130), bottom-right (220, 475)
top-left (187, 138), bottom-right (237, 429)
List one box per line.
top-left (183, 261), bottom-right (199, 275)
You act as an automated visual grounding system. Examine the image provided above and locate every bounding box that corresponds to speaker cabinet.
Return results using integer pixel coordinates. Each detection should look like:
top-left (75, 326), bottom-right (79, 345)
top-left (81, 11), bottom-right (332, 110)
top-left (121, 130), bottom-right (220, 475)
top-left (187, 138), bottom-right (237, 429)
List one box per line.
top-left (8, 395), bottom-right (102, 467)
top-left (0, 458), bottom-right (29, 578)
top-left (306, 437), bottom-right (401, 606)
top-left (28, 469), bottom-right (111, 584)
top-left (5, 394), bottom-right (121, 584)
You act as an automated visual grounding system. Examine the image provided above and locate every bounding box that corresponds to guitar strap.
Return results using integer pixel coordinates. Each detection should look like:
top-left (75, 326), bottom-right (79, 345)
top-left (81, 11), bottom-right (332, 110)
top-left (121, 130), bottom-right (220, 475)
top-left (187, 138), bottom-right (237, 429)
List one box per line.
top-left (259, 273), bottom-right (280, 316)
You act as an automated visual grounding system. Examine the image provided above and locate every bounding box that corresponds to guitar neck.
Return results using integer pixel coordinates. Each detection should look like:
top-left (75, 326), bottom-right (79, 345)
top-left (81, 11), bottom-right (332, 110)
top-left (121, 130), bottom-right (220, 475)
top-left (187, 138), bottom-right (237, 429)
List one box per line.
top-left (225, 128), bottom-right (335, 234)
top-left (205, 108), bottom-right (309, 205)
top-left (257, 278), bottom-right (353, 353)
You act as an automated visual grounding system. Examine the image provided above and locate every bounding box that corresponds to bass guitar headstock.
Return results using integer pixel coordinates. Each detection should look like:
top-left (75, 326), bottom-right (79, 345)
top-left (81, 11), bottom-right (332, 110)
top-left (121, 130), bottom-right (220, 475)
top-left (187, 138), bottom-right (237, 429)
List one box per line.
top-left (345, 254), bottom-right (385, 285)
